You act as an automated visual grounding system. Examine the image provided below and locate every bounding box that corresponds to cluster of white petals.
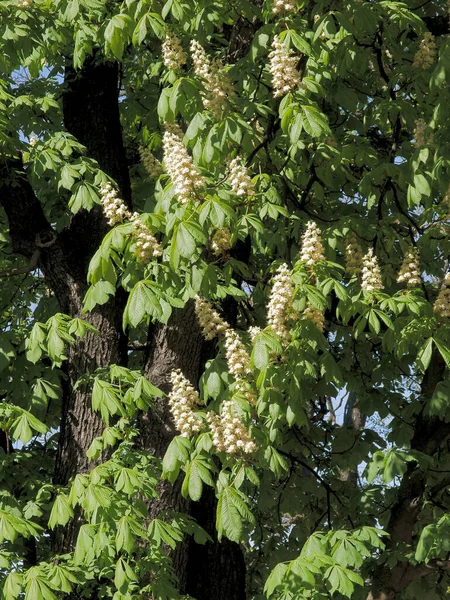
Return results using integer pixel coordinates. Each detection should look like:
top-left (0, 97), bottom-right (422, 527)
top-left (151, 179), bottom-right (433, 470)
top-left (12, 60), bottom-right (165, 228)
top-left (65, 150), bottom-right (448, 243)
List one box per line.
top-left (248, 326), bottom-right (262, 343)
top-left (99, 182), bottom-right (130, 226)
top-left (397, 248), bottom-right (421, 287)
top-left (168, 370), bottom-right (203, 437)
top-left (162, 32), bottom-right (187, 71)
top-left (361, 248), bottom-right (383, 292)
top-left (303, 304), bottom-right (325, 332)
top-left (224, 329), bottom-right (251, 380)
top-left (299, 221), bottom-right (325, 266)
top-left (434, 274), bottom-right (450, 318)
top-left (194, 296), bottom-right (229, 340)
top-left (29, 134), bottom-right (37, 147)
top-left (211, 228), bottom-right (231, 256)
top-left (130, 213), bottom-right (162, 262)
top-left (190, 41), bottom-right (235, 119)
top-left (208, 401), bottom-right (256, 455)
top-left (268, 35), bottom-right (301, 97)
top-left (345, 234), bottom-right (364, 276)
top-left (272, 0), bottom-right (296, 13)
top-left (18, 0), bottom-right (32, 7)
top-left (139, 147), bottom-right (163, 178)
top-left (413, 32), bottom-right (436, 69)
top-left (267, 263), bottom-right (295, 342)
top-left (162, 124), bottom-right (205, 205)
top-left (229, 157), bottom-right (255, 198)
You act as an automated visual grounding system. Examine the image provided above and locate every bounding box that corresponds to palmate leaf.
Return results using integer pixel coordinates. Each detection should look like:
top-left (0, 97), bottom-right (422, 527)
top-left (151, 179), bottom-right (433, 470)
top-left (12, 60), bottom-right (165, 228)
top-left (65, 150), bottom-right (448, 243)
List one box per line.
top-left (216, 486), bottom-right (254, 542)
top-left (48, 494), bottom-right (74, 529)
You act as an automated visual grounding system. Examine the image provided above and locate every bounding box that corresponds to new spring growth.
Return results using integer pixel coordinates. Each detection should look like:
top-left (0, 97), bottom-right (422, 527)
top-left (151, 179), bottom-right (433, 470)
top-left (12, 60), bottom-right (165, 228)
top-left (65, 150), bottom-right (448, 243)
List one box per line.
top-left (211, 228), bottom-right (231, 256)
top-left (194, 296), bottom-right (229, 340)
top-left (229, 157), bottom-right (255, 198)
top-left (345, 233), bottom-right (364, 276)
top-left (361, 248), bottom-right (383, 292)
top-left (397, 248), bottom-right (421, 288)
top-left (169, 370), bottom-right (203, 437)
top-left (267, 263), bottom-right (295, 342)
top-left (413, 32), bottom-right (437, 69)
top-left (162, 32), bottom-right (187, 71)
top-left (190, 40), bottom-right (234, 119)
top-left (162, 123), bottom-right (205, 205)
top-left (434, 273), bottom-right (450, 318)
top-left (269, 35), bottom-right (301, 97)
top-left (272, 0), bottom-right (296, 14)
top-left (208, 401), bottom-right (257, 455)
top-left (303, 304), bottom-right (325, 332)
top-left (139, 147), bottom-right (163, 178)
top-left (299, 221), bottom-right (325, 266)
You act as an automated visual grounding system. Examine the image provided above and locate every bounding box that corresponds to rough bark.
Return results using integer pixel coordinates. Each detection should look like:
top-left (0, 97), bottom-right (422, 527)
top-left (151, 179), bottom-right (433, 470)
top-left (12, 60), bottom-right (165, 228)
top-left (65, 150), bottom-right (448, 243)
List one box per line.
top-left (340, 391), bottom-right (366, 485)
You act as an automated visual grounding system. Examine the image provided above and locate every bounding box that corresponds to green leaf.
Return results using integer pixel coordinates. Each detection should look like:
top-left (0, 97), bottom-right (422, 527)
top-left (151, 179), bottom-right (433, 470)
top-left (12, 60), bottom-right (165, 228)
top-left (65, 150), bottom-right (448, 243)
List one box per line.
top-left (48, 494), bottom-right (74, 529)
top-left (216, 487), bottom-right (254, 542)
top-left (301, 105), bottom-right (330, 137)
top-left (264, 563), bottom-right (288, 597)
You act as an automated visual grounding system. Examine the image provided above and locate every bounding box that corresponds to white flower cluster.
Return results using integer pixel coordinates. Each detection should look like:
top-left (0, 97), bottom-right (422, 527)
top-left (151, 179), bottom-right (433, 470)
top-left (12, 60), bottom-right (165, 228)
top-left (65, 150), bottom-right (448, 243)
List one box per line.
top-left (139, 146), bottom-right (163, 178)
top-left (194, 296), bottom-right (229, 340)
top-left (225, 329), bottom-right (251, 381)
top-left (397, 248), bottom-right (421, 287)
top-left (413, 32), bottom-right (436, 69)
top-left (18, 0), bottom-right (32, 7)
top-left (99, 182), bottom-right (130, 226)
top-left (267, 263), bottom-right (295, 342)
top-left (299, 221), bottom-right (325, 266)
top-left (211, 228), bottom-right (231, 256)
top-left (130, 213), bottom-right (162, 262)
top-left (169, 370), bottom-right (203, 437)
top-left (434, 274), bottom-right (450, 318)
top-left (413, 118), bottom-right (431, 148)
top-left (207, 401), bottom-right (256, 455)
top-left (29, 134), bottom-right (37, 148)
top-left (361, 248), bottom-right (383, 292)
top-left (268, 35), bottom-right (301, 97)
top-left (272, 0), bottom-right (296, 13)
top-left (162, 124), bottom-right (205, 205)
top-left (229, 157), bottom-right (255, 198)
top-left (162, 32), bottom-right (187, 71)
top-left (248, 326), bottom-right (261, 343)
top-left (303, 304), bottom-right (325, 332)
top-left (345, 234), bottom-right (364, 276)
top-left (190, 40), bottom-right (235, 119)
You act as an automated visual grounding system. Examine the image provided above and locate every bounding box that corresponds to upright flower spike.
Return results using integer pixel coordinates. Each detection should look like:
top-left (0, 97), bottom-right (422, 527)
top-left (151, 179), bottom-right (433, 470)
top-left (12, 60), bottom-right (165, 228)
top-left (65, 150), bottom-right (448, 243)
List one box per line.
top-left (299, 221), bottom-right (325, 266)
top-left (267, 263), bottom-right (295, 342)
top-left (208, 401), bottom-right (257, 455)
top-left (168, 370), bottom-right (203, 437)
top-left (272, 0), bottom-right (296, 14)
top-left (361, 248), bottom-right (383, 292)
top-left (268, 35), bottom-right (301, 97)
top-left (248, 326), bottom-right (262, 343)
top-left (228, 157), bottom-right (255, 198)
top-left (190, 40), bottom-right (234, 119)
top-left (345, 234), bottom-right (364, 276)
top-left (303, 304), bottom-right (325, 332)
top-left (99, 182), bottom-right (131, 226)
top-left (413, 118), bottom-right (429, 148)
top-left (130, 213), bottom-right (162, 262)
top-left (413, 32), bottom-right (437, 69)
top-left (162, 32), bottom-right (187, 71)
top-left (194, 296), bottom-right (229, 340)
top-left (434, 274), bottom-right (450, 318)
top-left (211, 228), bottom-right (231, 256)
top-left (224, 329), bottom-right (251, 381)
top-left (162, 124), bottom-right (205, 205)
top-left (397, 248), bottom-right (421, 288)
top-left (139, 147), bottom-right (163, 178)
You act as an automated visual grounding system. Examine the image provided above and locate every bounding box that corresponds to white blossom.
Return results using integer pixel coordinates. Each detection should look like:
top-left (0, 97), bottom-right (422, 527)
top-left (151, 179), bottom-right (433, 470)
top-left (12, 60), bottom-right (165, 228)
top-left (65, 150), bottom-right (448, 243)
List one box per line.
top-left (130, 213), bottom-right (162, 262)
top-left (195, 296), bottom-right (229, 340)
top-left (190, 40), bottom-right (234, 119)
top-left (267, 263), bottom-right (294, 342)
top-left (99, 182), bottom-right (131, 226)
top-left (208, 400), bottom-right (256, 455)
top-left (361, 248), bottom-right (383, 292)
top-left (162, 124), bottom-right (205, 205)
top-left (272, 0), bottom-right (296, 14)
top-left (345, 233), bottom-right (364, 276)
top-left (268, 35), bottom-right (301, 97)
top-left (397, 248), bottom-right (421, 287)
top-left (139, 146), bottom-right (163, 178)
top-left (211, 228), bottom-right (231, 256)
top-left (413, 32), bottom-right (436, 69)
top-left (248, 326), bottom-right (261, 343)
top-left (229, 157), bottom-right (254, 198)
top-left (17, 0), bottom-right (32, 7)
top-left (303, 304), bottom-right (325, 332)
top-left (168, 370), bottom-right (203, 437)
top-left (434, 273), bottom-right (450, 318)
top-left (299, 221), bottom-right (325, 266)
top-left (413, 118), bottom-right (431, 148)
top-left (162, 32), bottom-right (187, 71)
top-left (224, 329), bottom-right (251, 381)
